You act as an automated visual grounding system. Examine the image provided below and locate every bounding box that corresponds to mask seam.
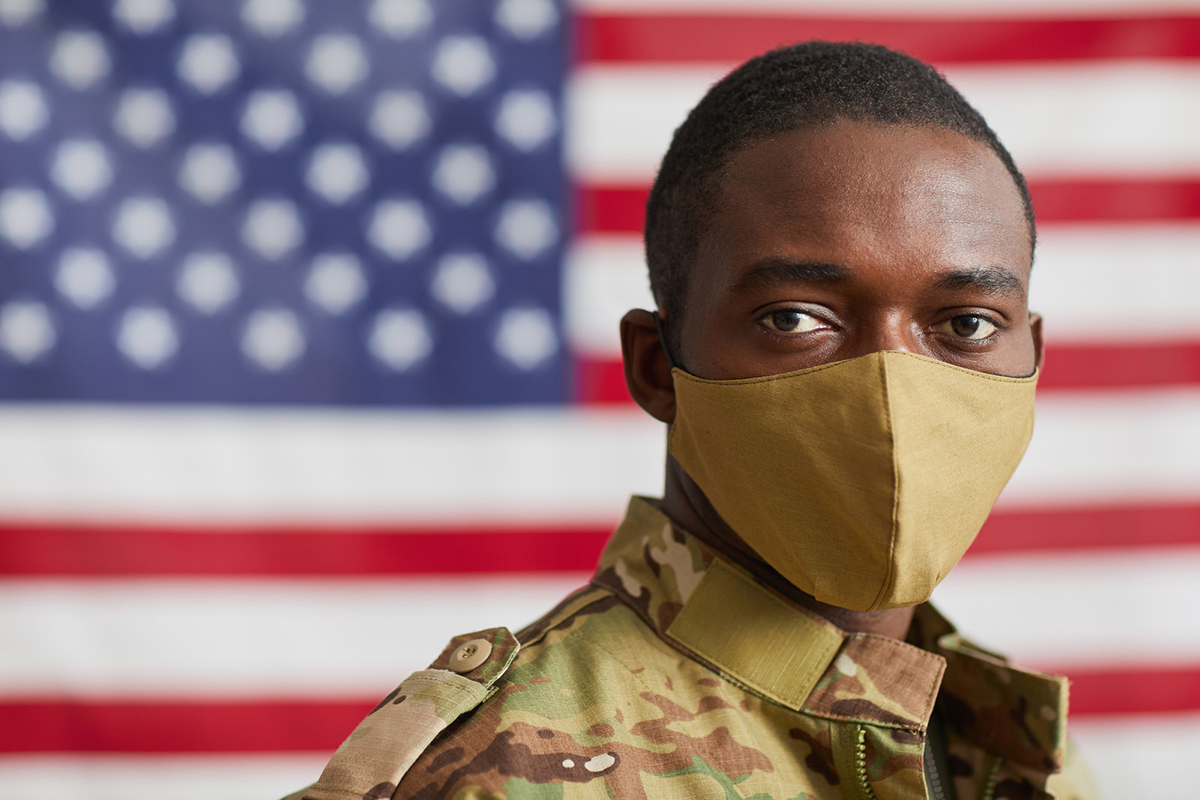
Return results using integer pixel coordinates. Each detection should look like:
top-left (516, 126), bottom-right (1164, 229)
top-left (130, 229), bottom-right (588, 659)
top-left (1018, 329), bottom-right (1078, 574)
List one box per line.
top-left (672, 352), bottom-right (1039, 387)
top-left (868, 353), bottom-right (900, 612)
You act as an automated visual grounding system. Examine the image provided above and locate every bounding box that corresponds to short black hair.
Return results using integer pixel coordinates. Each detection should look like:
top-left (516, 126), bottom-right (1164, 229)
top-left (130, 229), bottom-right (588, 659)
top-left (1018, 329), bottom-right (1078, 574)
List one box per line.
top-left (644, 41), bottom-right (1035, 344)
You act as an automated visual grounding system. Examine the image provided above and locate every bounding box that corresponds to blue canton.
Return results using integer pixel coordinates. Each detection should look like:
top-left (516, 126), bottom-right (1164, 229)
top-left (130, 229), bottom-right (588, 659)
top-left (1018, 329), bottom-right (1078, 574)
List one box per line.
top-left (0, 0), bottom-right (567, 405)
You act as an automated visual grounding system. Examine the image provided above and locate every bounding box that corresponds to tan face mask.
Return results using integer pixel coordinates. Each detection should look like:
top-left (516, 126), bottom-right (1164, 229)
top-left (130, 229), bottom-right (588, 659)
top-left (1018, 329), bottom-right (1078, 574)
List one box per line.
top-left (668, 350), bottom-right (1037, 612)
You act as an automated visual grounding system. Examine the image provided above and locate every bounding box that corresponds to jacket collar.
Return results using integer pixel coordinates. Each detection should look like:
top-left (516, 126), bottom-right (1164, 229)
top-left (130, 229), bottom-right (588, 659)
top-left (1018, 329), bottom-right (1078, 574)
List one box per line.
top-left (592, 497), bottom-right (1067, 771)
top-left (908, 603), bottom-right (1069, 772)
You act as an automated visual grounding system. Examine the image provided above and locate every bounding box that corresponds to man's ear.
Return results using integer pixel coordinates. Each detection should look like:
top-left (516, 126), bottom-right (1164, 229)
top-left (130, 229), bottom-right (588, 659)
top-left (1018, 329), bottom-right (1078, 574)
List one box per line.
top-left (620, 309), bottom-right (676, 424)
top-left (1029, 312), bottom-right (1044, 371)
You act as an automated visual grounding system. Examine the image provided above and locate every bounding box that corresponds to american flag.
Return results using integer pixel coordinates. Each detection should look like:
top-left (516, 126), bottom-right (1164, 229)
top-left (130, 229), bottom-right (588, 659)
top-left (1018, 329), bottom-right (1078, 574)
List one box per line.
top-left (0, 0), bottom-right (1197, 797)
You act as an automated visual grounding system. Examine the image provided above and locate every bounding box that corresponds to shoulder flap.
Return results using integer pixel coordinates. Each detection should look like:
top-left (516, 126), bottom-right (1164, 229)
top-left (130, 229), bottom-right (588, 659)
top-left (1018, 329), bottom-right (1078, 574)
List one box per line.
top-left (301, 626), bottom-right (520, 800)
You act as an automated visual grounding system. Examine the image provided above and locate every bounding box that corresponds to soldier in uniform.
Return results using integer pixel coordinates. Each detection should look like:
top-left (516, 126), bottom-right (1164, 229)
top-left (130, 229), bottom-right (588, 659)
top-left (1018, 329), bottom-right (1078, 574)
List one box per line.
top-left (288, 42), bottom-right (1098, 800)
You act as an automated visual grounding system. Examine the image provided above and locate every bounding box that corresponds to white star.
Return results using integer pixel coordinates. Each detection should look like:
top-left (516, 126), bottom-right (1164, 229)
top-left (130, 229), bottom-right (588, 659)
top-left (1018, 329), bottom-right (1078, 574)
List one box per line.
top-left (305, 33), bottom-right (367, 95)
top-left (430, 36), bottom-right (495, 96)
top-left (116, 306), bottom-right (178, 370)
top-left (495, 198), bottom-right (558, 260)
top-left (178, 143), bottom-right (241, 205)
top-left (495, 0), bottom-right (558, 40)
top-left (0, 301), bottom-right (54, 364)
top-left (368, 0), bottom-right (430, 39)
top-left (177, 33), bottom-right (240, 95)
top-left (367, 198), bottom-right (430, 261)
top-left (494, 307), bottom-right (557, 370)
top-left (50, 31), bottom-right (111, 90)
top-left (305, 143), bottom-right (368, 205)
top-left (112, 196), bottom-right (174, 259)
top-left (177, 251), bottom-right (239, 314)
top-left (242, 199), bottom-right (303, 260)
top-left (0, 187), bottom-right (53, 250)
top-left (431, 144), bottom-right (495, 206)
top-left (51, 139), bottom-right (113, 201)
top-left (242, 308), bottom-right (305, 371)
top-left (241, 0), bottom-right (304, 37)
top-left (0, 80), bottom-right (48, 141)
top-left (305, 252), bottom-right (367, 315)
top-left (112, 0), bottom-right (175, 35)
top-left (368, 89), bottom-right (430, 151)
top-left (113, 88), bottom-right (175, 148)
top-left (0, 0), bottom-right (43, 27)
top-left (55, 248), bottom-right (115, 309)
top-left (495, 90), bottom-right (556, 151)
top-left (430, 252), bottom-right (494, 315)
top-left (368, 308), bottom-right (431, 372)
top-left (240, 89), bottom-right (304, 151)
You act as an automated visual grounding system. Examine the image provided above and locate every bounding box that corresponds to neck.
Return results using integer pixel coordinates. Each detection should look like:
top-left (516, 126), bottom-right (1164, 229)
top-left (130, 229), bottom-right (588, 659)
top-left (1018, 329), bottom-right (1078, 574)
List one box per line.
top-left (655, 454), bottom-right (915, 641)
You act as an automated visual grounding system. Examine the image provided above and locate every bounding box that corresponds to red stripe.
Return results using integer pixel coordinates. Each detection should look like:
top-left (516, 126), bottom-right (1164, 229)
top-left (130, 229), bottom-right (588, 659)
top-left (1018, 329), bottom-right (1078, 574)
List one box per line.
top-left (1056, 666), bottom-right (1200, 716)
top-left (574, 343), bottom-right (1200, 404)
top-left (971, 503), bottom-right (1200, 555)
top-left (0, 501), bottom-right (1197, 576)
top-left (1038, 341), bottom-right (1200, 390)
top-left (577, 180), bottom-right (1200, 236)
top-left (0, 699), bottom-right (370, 753)
top-left (576, 184), bottom-right (648, 236)
top-left (0, 523), bottom-right (611, 576)
top-left (575, 355), bottom-right (634, 405)
top-left (578, 14), bottom-right (1200, 65)
top-left (4, 667), bottom-right (1198, 752)
top-left (1031, 178), bottom-right (1200, 223)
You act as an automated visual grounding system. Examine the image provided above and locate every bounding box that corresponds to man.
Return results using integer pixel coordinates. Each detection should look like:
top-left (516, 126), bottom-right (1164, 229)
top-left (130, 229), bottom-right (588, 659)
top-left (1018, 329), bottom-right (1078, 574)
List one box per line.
top-left (290, 42), bottom-right (1096, 800)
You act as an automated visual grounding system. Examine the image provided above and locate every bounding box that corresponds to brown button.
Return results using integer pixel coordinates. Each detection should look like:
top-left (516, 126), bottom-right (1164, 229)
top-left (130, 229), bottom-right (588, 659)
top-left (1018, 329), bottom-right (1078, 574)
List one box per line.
top-left (449, 638), bottom-right (492, 673)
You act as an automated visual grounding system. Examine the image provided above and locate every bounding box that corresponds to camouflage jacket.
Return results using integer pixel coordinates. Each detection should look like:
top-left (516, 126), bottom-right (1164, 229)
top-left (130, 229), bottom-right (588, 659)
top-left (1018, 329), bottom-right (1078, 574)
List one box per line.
top-left (292, 498), bottom-right (1095, 800)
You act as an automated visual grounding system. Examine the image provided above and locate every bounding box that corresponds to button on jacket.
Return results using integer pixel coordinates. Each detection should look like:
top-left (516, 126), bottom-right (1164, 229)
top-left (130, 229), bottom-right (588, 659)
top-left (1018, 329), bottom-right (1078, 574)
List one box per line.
top-left (292, 498), bottom-right (1095, 800)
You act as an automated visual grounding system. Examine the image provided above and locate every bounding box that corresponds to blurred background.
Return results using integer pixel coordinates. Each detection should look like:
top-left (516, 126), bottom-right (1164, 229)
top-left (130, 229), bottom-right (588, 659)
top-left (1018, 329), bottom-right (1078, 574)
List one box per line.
top-left (0, 0), bottom-right (1197, 797)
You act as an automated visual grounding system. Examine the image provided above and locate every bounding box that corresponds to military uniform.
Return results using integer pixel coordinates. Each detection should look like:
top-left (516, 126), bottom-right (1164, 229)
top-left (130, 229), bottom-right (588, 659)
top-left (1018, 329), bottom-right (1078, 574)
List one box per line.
top-left (291, 498), bottom-right (1095, 800)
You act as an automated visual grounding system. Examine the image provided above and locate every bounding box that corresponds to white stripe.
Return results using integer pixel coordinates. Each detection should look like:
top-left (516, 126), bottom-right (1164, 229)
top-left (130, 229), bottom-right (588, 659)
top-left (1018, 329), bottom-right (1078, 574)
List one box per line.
top-left (0, 577), bottom-right (587, 696)
top-left (1070, 713), bottom-right (1200, 800)
top-left (0, 754), bottom-right (324, 800)
top-left (1, 548), bottom-right (1196, 697)
top-left (1027, 224), bottom-right (1200, 343)
top-left (568, 62), bottom-right (1200, 182)
top-left (565, 225), bottom-right (1200, 357)
top-left (564, 237), bottom-right (655, 357)
top-left (1002, 388), bottom-right (1200, 506)
top-left (574, 0), bottom-right (1200, 14)
top-left (0, 391), bottom-right (1196, 522)
top-left (1033, 223), bottom-right (1200, 342)
top-left (0, 406), bottom-right (664, 524)
top-left (954, 62), bottom-right (1200, 177)
top-left (933, 548), bottom-right (1200, 669)
top-left (568, 66), bottom-right (714, 183)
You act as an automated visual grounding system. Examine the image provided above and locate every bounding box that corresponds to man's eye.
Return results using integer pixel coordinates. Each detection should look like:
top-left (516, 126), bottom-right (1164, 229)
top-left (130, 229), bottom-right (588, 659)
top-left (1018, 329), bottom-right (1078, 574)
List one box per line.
top-left (940, 315), bottom-right (997, 341)
top-left (762, 309), bottom-right (822, 333)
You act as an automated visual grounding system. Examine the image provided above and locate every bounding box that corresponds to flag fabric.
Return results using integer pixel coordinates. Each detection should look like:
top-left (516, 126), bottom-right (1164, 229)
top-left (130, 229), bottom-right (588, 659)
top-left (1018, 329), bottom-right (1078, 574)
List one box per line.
top-left (0, 1), bottom-right (1197, 798)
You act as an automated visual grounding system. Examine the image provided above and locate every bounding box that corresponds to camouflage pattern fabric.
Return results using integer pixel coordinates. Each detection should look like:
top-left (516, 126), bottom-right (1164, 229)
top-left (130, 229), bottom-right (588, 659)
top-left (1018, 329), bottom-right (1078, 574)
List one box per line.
top-left (291, 497), bottom-right (1097, 800)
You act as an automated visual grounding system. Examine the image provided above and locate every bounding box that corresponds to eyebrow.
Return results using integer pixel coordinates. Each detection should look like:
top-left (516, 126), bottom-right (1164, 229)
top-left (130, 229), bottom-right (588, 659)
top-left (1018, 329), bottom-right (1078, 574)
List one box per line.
top-left (932, 267), bottom-right (1027, 300)
top-left (731, 258), bottom-right (850, 291)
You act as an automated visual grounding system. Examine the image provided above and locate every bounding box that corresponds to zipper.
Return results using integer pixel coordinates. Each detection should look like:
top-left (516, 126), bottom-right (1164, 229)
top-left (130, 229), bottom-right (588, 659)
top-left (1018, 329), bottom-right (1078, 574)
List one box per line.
top-left (978, 755), bottom-right (1003, 800)
top-left (923, 710), bottom-right (951, 800)
top-left (925, 750), bottom-right (947, 800)
top-left (854, 726), bottom-right (879, 800)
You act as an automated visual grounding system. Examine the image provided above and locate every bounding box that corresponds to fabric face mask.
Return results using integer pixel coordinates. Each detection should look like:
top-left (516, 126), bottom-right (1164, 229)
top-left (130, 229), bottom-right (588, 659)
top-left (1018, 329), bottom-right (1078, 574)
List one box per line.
top-left (668, 350), bottom-right (1037, 612)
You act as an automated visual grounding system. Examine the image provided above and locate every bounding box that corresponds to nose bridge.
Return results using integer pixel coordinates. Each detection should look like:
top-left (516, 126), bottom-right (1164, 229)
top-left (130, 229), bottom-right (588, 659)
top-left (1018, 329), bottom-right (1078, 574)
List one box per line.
top-left (855, 308), bottom-right (917, 357)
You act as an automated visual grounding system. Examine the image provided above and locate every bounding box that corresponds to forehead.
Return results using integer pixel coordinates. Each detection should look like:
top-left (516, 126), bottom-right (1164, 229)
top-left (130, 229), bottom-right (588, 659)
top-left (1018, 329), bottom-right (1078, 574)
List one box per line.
top-left (691, 121), bottom-right (1031, 298)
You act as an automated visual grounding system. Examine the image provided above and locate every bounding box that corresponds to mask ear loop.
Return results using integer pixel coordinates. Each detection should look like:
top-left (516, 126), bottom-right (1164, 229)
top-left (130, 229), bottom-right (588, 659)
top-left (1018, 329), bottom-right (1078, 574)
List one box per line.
top-left (653, 312), bottom-right (680, 371)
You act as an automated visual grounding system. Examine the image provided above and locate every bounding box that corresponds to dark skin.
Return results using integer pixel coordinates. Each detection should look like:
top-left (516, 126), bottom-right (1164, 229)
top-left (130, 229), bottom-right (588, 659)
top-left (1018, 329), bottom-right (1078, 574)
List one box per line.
top-left (621, 120), bottom-right (1044, 640)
